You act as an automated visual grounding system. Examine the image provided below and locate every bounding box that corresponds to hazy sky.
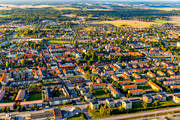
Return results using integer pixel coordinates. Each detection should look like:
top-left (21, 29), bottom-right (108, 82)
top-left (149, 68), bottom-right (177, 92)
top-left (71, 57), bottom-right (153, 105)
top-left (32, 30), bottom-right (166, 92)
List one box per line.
top-left (0, 0), bottom-right (179, 2)
top-left (0, 0), bottom-right (180, 4)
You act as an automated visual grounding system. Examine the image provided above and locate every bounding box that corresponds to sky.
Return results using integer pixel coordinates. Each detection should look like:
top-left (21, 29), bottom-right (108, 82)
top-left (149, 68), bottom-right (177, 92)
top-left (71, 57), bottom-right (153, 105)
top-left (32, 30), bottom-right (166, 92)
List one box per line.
top-left (0, 0), bottom-right (179, 2)
top-left (0, 0), bottom-right (180, 4)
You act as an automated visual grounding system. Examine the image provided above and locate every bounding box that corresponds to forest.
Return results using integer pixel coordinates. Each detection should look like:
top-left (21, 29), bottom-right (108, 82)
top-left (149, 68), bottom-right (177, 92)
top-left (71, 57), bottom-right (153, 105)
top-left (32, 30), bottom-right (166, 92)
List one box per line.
top-left (0, 7), bottom-right (179, 24)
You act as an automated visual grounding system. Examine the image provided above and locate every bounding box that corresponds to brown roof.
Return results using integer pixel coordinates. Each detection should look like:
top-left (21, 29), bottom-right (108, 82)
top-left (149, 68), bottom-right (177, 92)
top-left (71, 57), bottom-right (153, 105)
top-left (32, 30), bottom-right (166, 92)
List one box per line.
top-left (108, 84), bottom-right (118, 94)
top-left (129, 89), bottom-right (143, 93)
top-left (123, 84), bottom-right (137, 88)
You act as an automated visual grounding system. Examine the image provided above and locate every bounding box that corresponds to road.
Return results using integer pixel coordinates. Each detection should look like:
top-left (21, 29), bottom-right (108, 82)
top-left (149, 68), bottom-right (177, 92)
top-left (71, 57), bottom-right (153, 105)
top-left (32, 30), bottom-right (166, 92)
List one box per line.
top-left (97, 106), bottom-right (180, 120)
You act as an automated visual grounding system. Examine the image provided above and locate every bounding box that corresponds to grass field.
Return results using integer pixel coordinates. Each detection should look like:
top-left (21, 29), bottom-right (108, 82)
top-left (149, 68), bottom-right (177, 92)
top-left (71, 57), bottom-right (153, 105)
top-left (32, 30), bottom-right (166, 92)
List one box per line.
top-left (56, 7), bottom-right (79, 11)
top-left (49, 40), bottom-right (72, 44)
top-left (153, 20), bottom-right (168, 24)
top-left (0, 15), bottom-right (10, 18)
top-left (63, 14), bottom-right (77, 18)
top-left (83, 8), bottom-right (112, 11)
top-left (93, 89), bottom-right (110, 99)
top-left (28, 93), bottom-right (42, 101)
top-left (67, 76), bottom-right (82, 79)
top-left (92, 20), bottom-right (161, 28)
top-left (168, 16), bottom-right (180, 26)
top-left (147, 7), bottom-right (180, 11)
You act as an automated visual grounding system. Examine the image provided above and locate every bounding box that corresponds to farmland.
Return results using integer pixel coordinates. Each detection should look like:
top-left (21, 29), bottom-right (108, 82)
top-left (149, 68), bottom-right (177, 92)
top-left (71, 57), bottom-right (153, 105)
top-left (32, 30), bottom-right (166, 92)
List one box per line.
top-left (92, 20), bottom-right (161, 28)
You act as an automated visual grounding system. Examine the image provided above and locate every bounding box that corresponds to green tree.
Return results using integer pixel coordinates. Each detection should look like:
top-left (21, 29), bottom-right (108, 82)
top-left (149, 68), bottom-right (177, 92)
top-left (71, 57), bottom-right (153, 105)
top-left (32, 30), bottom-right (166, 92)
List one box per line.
top-left (153, 100), bottom-right (159, 108)
top-left (119, 105), bottom-right (125, 113)
top-left (20, 59), bottom-right (25, 65)
top-left (99, 105), bottom-right (105, 117)
top-left (143, 102), bottom-right (148, 109)
top-left (5, 62), bottom-right (9, 68)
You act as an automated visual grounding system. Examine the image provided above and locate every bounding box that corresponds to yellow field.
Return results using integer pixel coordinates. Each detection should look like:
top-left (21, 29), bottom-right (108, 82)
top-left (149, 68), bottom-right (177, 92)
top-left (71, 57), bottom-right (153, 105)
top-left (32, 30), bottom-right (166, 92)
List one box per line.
top-left (92, 20), bottom-right (161, 28)
top-left (49, 40), bottom-right (72, 44)
top-left (150, 7), bottom-right (180, 11)
top-left (56, 7), bottom-right (79, 11)
top-left (168, 16), bottom-right (180, 26)
top-left (62, 14), bottom-right (76, 18)
top-left (83, 8), bottom-right (112, 11)
top-left (0, 15), bottom-right (10, 17)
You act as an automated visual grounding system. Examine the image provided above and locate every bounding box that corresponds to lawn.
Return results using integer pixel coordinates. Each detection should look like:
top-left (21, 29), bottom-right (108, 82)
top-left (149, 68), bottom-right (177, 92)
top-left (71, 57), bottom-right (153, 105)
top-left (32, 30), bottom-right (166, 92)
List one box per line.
top-left (49, 40), bottom-right (72, 44)
top-left (93, 89), bottom-right (110, 99)
top-left (28, 93), bottom-right (42, 101)
top-left (160, 101), bottom-right (180, 107)
top-left (138, 85), bottom-right (151, 90)
top-left (67, 113), bottom-right (87, 120)
top-left (67, 76), bottom-right (82, 79)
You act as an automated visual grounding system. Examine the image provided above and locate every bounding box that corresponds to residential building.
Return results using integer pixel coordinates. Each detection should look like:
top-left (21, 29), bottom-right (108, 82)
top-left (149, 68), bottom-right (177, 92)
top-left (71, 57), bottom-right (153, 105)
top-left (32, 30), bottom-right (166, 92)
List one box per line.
top-left (108, 84), bottom-right (122, 98)
top-left (122, 84), bottom-right (137, 90)
top-left (128, 89), bottom-right (143, 96)
top-left (122, 100), bottom-right (132, 110)
top-left (15, 89), bottom-right (26, 102)
top-left (89, 100), bottom-right (99, 110)
top-left (148, 81), bottom-right (162, 91)
top-left (133, 79), bottom-right (146, 84)
top-left (105, 98), bottom-right (115, 108)
top-left (143, 95), bottom-right (153, 103)
top-left (173, 94), bottom-right (180, 103)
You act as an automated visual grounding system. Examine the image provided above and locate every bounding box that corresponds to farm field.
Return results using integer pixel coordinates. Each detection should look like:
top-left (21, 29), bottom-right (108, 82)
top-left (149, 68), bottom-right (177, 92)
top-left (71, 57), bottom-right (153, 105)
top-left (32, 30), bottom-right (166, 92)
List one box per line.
top-left (55, 7), bottom-right (79, 11)
top-left (149, 7), bottom-right (180, 11)
top-left (92, 20), bottom-right (161, 28)
top-left (168, 16), bottom-right (180, 26)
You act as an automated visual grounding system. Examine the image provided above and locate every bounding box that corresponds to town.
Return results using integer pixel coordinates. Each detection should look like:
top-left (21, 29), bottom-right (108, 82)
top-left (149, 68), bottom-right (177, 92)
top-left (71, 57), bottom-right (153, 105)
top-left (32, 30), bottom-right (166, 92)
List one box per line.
top-left (0, 1), bottom-right (179, 120)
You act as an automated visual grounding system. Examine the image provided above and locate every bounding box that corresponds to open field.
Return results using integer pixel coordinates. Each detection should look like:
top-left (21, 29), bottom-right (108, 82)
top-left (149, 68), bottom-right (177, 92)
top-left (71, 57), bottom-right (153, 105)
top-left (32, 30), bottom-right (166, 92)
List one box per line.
top-left (49, 40), bottom-right (72, 44)
top-left (63, 14), bottom-right (76, 18)
top-left (56, 7), bottom-right (79, 11)
top-left (148, 7), bottom-right (180, 11)
top-left (168, 16), bottom-right (180, 26)
top-left (83, 8), bottom-right (112, 11)
top-left (92, 20), bottom-right (161, 28)
top-left (152, 16), bottom-right (180, 27)
top-left (0, 15), bottom-right (10, 18)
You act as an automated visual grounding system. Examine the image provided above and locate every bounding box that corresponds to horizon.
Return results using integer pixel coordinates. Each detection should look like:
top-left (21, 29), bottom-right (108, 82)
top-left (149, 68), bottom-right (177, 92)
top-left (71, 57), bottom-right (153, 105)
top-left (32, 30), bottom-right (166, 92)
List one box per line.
top-left (0, 0), bottom-right (180, 4)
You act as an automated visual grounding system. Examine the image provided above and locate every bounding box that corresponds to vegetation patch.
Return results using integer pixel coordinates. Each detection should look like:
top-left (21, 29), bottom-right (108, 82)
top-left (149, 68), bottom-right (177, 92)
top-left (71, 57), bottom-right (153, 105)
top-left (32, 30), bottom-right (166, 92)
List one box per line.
top-left (93, 89), bottom-right (110, 99)
top-left (49, 40), bottom-right (72, 44)
top-left (67, 113), bottom-right (87, 120)
top-left (28, 93), bottom-right (42, 101)
top-left (92, 20), bottom-right (161, 28)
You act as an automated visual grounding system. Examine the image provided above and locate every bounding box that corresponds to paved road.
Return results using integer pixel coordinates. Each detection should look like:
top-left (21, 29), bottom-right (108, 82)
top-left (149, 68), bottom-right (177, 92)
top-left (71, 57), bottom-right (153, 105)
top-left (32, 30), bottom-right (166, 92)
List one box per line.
top-left (97, 106), bottom-right (180, 120)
